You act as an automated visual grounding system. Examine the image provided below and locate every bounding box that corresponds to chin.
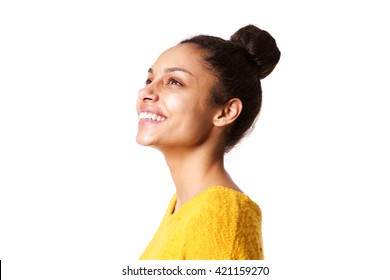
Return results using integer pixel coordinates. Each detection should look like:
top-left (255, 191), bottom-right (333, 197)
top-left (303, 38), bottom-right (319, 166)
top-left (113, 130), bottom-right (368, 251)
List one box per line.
top-left (136, 138), bottom-right (151, 146)
top-left (136, 134), bottom-right (156, 147)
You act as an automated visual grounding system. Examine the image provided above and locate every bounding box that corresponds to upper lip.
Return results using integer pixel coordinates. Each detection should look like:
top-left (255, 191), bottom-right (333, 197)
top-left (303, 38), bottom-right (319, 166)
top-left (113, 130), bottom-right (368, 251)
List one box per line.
top-left (138, 105), bottom-right (167, 118)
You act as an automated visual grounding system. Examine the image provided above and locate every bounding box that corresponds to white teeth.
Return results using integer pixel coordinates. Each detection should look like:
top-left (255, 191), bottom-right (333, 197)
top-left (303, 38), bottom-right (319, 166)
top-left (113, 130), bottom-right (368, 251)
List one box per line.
top-left (139, 111), bottom-right (166, 121)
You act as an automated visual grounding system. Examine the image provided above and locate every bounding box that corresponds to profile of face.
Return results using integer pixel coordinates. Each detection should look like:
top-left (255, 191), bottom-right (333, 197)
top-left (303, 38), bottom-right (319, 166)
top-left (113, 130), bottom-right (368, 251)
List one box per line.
top-left (136, 44), bottom-right (221, 152)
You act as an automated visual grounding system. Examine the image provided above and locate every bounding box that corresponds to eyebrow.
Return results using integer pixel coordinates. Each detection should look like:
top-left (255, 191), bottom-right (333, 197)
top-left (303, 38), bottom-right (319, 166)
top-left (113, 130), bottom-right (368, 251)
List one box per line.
top-left (148, 67), bottom-right (193, 76)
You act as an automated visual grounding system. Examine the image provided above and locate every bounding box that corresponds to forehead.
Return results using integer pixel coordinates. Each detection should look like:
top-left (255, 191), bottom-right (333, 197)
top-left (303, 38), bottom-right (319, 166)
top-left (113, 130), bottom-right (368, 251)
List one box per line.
top-left (151, 43), bottom-right (209, 73)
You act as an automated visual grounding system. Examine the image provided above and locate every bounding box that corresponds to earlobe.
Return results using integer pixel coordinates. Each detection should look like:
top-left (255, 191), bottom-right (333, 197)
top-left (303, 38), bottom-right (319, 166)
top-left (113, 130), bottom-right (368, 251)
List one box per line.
top-left (213, 98), bottom-right (242, 127)
top-left (216, 117), bottom-right (226, 126)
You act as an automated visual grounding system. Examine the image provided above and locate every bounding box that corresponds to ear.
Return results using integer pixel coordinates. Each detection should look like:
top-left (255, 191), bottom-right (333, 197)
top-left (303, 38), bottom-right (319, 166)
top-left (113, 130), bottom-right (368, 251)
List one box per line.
top-left (213, 98), bottom-right (243, 127)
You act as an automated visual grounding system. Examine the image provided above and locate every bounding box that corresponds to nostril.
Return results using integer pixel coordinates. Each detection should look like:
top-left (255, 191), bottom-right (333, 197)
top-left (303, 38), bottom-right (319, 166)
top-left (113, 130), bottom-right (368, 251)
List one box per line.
top-left (142, 92), bottom-right (159, 102)
top-left (138, 87), bottom-right (158, 102)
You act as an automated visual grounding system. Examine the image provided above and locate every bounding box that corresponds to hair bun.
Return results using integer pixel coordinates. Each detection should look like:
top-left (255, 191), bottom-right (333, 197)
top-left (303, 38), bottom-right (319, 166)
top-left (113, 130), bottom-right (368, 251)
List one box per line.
top-left (230, 24), bottom-right (281, 79)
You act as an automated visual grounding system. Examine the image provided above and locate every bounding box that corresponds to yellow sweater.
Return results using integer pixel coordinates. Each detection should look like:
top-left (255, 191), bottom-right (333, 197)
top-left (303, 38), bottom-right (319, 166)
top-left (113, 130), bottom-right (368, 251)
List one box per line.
top-left (139, 186), bottom-right (263, 260)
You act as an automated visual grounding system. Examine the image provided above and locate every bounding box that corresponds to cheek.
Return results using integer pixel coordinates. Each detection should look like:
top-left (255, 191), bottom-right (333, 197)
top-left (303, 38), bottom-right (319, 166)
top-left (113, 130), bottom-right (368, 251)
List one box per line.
top-left (164, 91), bottom-right (215, 126)
top-left (164, 95), bottom-right (191, 115)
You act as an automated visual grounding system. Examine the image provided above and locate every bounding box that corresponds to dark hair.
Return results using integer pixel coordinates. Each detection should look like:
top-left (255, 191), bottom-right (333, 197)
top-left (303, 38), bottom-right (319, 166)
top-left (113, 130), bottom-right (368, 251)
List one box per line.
top-left (180, 24), bottom-right (280, 153)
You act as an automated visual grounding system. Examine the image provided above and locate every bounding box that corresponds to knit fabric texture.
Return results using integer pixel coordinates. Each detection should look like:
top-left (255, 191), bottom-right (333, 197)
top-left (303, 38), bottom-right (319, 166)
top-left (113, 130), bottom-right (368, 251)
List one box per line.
top-left (139, 186), bottom-right (263, 260)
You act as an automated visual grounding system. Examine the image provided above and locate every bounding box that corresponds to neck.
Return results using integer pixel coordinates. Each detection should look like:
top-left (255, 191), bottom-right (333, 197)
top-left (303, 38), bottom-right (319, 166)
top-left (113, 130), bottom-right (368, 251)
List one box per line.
top-left (161, 146), bottom-right (240, 212)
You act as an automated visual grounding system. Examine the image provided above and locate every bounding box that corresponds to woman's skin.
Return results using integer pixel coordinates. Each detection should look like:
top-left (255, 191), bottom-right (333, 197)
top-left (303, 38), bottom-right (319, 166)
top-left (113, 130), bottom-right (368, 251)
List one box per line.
top-left (136, 43), bottom-right (243, 213)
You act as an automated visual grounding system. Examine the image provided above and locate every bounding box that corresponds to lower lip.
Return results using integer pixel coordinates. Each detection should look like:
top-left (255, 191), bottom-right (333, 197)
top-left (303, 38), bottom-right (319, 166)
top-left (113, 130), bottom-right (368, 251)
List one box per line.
top-left (138, 119), bottom-right (165, 125)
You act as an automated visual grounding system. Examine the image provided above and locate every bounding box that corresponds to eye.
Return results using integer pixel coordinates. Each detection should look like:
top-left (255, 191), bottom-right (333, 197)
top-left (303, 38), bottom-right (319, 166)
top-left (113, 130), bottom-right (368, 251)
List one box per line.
top-left (167, 78), bottom-right (182, 86)
top-left (145, 78), bottom-right (152, 85)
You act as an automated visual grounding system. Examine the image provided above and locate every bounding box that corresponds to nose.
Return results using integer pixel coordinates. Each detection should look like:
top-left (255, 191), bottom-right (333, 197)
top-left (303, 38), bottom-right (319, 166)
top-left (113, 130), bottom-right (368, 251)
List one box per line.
top-left (138, 85), bottom-right (159, 102)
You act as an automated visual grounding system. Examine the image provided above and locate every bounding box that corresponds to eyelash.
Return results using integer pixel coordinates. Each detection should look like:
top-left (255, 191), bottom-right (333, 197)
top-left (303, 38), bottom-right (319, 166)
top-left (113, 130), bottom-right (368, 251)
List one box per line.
top-left (144, 78), bottom-right (183, 86)
top-left (166, 78), bottom-right (182, 86)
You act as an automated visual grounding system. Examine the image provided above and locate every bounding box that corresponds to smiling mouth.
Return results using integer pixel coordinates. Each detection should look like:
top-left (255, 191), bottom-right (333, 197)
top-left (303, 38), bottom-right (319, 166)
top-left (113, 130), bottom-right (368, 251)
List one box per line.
top-left (138, 111), bottom-right (167, 122)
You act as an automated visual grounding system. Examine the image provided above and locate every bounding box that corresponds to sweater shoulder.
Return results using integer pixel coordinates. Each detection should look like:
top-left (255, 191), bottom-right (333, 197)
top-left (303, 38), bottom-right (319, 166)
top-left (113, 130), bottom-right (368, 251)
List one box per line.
top-left (182, 186), bottom-right (263, 260)
top-left (184, 186), bottom-right (261, 222)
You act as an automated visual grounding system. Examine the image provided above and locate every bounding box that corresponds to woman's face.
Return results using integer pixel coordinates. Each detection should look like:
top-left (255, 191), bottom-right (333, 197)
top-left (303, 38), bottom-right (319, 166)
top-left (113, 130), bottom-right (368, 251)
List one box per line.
top-left (136, 43), bottom-right (219, 151)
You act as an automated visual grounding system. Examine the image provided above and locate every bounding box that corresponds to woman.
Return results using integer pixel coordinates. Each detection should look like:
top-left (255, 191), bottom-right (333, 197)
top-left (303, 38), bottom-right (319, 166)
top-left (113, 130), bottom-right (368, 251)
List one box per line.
top-left (136, 24), bottom-right (280, 260)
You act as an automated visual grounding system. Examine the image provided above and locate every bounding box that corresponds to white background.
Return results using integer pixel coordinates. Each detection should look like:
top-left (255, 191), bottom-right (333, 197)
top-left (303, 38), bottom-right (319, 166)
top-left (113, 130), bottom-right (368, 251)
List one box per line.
top-left (1, 0), bottom-right (389, 279)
